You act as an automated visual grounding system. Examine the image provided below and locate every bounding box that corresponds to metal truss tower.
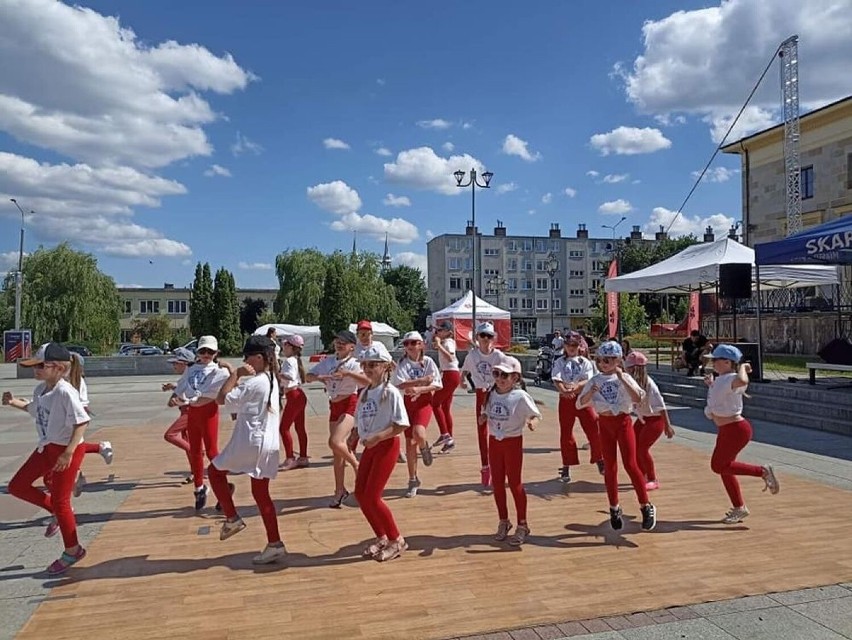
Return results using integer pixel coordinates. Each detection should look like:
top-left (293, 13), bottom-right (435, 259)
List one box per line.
top-left (779, 35), bottom-right (802, 236)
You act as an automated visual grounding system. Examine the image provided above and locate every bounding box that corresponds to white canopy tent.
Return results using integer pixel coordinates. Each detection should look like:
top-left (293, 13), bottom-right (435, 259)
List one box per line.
top-left (431, 291), bottom-right (512, 349)
top-left (347, 322), bottom-right (399, 350)
top-left (254, 323), bottom-right (323, 356)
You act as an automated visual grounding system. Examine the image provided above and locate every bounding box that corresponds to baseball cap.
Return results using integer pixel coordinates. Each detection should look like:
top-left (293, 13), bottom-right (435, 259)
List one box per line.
top-left (283, 334), bottom-right (304, 348)
top-left (435, 320), bottom-right (453, 331)
top-left (243, 335), bottom-right (274, 356)
top-left (596, 340), bottom-right (623, 358)
top-left (197, 335), bottom-right (219, 352)
top-left (624, 351), bottom-right (649, 368)
top-left (476, 322), bottom-right (496, 337)
top-left (335, 330), bottom-right (357, 344)
top-left (358, 345), bottom-right (392, 363)
top-left (167, 347), bottom-right (196, 364)
top-left (20, 342), bottom-right (72, 366)
top-left (356, 320), bottom-right (372, 331)
top-left (708, 344), bottom-right (743, 362)
top-left (402, 331), bottom-right (423, 343)
top-left (492, 355), bottom-right (522, 374)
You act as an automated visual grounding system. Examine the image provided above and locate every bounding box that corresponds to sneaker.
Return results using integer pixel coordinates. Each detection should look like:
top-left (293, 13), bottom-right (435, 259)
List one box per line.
top-left (440, 438), bottom-right (455, 454)
top-left (182, 475), bottom-right (194, 485)
top-left (44, 517), bottom-right (60, 538)
top-left (280, 457), bottom-right (298, 471)
top-left (722, 506), bottom-right (750, 524)
top-left (596, 460), bottom-right (605, 475)
top-left (362, 537), bottom-right (389, 558)
top-left (194, 485), bottom-right (208, 511)
top-left (253, 542), bottom-right (287, 565)
top-left (214, 482), bottom-right (235, 512)
top-left (219, 517), bottom-right (246, 540)
top-left (509, 523), bottom-right (530, 546)
top-left (610, 506), bottom-right (624, 530)
top-left (397, 451), bottom-right (407, 464)
top-left (494, 520), bottom-right (513, 541)
top-left (99, 441), bottom-right (114, 465)
top-left (73, 472), bottom-right (86, 498)
top-left (375, 539), bottom-right (407, 562)
top-left (46, 547), bottom-right (86, 576)
top-left (645, 480), bottom-right (660, 491)
top-left (640, 503), bottom-right (657, 531)
top-left (558, 466), bottom-right (571, 483)
top-left (433, 434), bottom-right (449, 448)
top-left (480, 466), bottom-right (491, 488)
top-left (405, 478), bottom-right (421, 498)
top-left (295, 456), bottom-right (310, 468)
top-left (762, 465), bottom-right (780, 495)
top-left (420, 444), bottom-right (433, 467)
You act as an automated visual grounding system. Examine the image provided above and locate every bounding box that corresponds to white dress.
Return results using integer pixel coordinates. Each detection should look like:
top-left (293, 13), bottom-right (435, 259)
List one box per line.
top-left (213, 373), bottom-right (281, 479)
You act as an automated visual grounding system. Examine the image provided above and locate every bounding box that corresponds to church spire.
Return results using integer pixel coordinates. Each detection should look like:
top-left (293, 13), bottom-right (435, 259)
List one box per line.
top-left (380, 233), bottom-right (392, 273)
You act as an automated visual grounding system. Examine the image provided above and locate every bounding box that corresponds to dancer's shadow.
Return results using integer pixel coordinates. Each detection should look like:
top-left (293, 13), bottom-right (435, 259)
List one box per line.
top-left (387, 482), bottom-right (486, 500)
top-left (523, 447), bottom-right (560, 455)
top-left (649, 518), bottom-right (749, 534)
top-left (408, 527), bottom-right (615, 556)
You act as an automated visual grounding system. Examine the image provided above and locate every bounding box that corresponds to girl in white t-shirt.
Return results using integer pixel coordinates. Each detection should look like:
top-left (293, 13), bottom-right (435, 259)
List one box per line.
top-left (704, 345), bottom-right (779, 524)
top-left (577, 341), bottom-right (657, 532)
top-left (66, 354), bottom-right (113, 496)
top-left (209, 336), bottom-right (286, 565)
top-left (278, 335), bottom-right (309, 470)
top-left (352, 345), bottom-right (410, 562)
top-left (478, 355), bottom-right (541, 546)
top-left (624, 351), bottom-right (674, 491)
top-left (430, 321), bottom-right (460, 454)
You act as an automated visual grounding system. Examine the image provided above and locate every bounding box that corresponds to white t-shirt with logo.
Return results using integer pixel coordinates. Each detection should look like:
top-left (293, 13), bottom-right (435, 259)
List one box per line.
top-left (355, 384), bottom-right (410, 440)
top-left (279, 356), bottom-right (301, 392)
top-left (484, 388), bottom-right (542, 440)
top-left (576, 372), bottom-right (645, 415)
top-left (27, 379), bottom-right (90, 451)
top-left (551, 355), bottom-right (595, 385)
top-left (392, 356), bottom-right (442, 389)
top-left (436, 338), bottom-right (459, 372)
top-left (174, 362), bottom-right (206, 402)
top-left (634, 377), bottom-right (666, 417)
top-left (461, 349), bottom-right (504, 390)
top-left (310, 356), bottom-right (363, 398)
top-left (192, 362), bottom-right (231, 401)
top-left (704, 372), bottom-right (746, 419)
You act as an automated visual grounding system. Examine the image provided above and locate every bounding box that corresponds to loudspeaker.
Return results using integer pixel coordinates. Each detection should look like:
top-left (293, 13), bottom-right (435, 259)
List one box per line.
top-left (719, 263), bottom-right (752, 299)
top-left (817, 337), bottom-right (852, 365)
top-left (732, 342), bottom-right (762, 381)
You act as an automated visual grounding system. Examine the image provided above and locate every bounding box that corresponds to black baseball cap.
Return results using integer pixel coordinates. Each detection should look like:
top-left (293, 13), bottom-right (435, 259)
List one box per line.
top-left (243, 335), bottom-right (275, 356)
top-left (335, 330), bottom-right (357, 344)
top-left (20, 342), bottom-right (71, 366)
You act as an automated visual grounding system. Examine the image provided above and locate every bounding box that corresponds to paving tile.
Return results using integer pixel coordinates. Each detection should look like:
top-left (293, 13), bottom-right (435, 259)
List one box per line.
top-left (509, 628), bottom-right (540, 640)
top-left (563, 633), bottom-right (625, 640)
top-left (580, 619), bottom-right (614, 633)
top-left (791, 596), bottom-right (852, 637)
top-left (530, 626), bottom-right (565, 640)
top-left (710, 607), bottom-right (847, 640)
top-left (463, 633), bottom-right (512, 640)
top-left (623, 613), bottom-right (654, 628)
top-left (554, 621), bottom-right (589, 637)
top-left (769, 586), bottom-right (852, 606)
top-left (689, 595), bottom-right (781, 616)
top-left (620, 618), bottom-right (737, 640)
top-left (666, 605), bottom-right (699, 620)
top-left (645, 609), bottom-right (678, 624)
top-left (602, 616), bottom-right (633, 631)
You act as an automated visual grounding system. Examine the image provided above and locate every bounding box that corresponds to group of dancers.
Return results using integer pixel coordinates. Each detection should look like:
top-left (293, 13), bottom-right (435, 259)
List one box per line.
top-left (2, 321), bottom-right (780, 572)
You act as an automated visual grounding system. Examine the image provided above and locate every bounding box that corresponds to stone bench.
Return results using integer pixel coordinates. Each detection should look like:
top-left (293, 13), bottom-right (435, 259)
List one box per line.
top-left (806, 362), bottom-right (852, 385)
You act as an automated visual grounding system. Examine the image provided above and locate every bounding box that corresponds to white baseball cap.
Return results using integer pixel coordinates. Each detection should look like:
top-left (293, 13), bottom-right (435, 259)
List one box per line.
top-left (493, 355), bottom-right (522, 374)
top-left (476, 322), bottom-right (496, 337)
top-left (359, 345), bottom-right (392, 362)
top-left (196, 335), bottom-right (219, 352)
top-left (402, 331), bottom-right (424, 342)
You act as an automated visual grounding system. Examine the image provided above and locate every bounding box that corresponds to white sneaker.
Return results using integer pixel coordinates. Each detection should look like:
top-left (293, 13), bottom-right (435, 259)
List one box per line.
top-left (219, 517), bottom-right (246, 540)
top-left (722, 506), bottom-right (750, 524)
top-left (73, 472), bottom-right (86, 498)
top-left (253, 543), bottom-right (287, 565)
top-left (405, 478), bottom-right (421, 498)
top-left (762, 465), bottom-right (780, 495)
top-left (494, 520), bottom-right (513, 541)
top-left (99, 441), bottom-right (114, 465)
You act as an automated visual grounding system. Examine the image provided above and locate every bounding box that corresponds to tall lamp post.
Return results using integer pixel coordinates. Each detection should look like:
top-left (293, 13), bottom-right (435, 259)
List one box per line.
top-left (454, 168), bottom-right (493, 340)
top-left (9, 199), bottom-right (30, 330)
top-left (601, 215), bottom-right (627, 239)
top-left (545, 253), bottom-right (559, 334)
top-left (487, 273), bottom-right (508, 309)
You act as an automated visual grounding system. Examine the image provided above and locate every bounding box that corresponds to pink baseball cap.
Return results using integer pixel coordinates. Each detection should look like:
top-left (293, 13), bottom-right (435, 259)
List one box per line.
top-left (284, 334), bottom-right (304, 348)
top-left (624, 351), bottom-right (648, 367)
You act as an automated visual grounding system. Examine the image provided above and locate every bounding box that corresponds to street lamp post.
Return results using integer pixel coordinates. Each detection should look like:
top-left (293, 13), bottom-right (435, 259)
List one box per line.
top-left (601, 215), bottom-right (627, 239)
top-left (9, 199), bottom-right (29, 330)
top-left (487, 273), bottom-right (508, 309)
top-left (546, 253), bottom-right (559, 334)
top-left (454, 168), bottom-right (493, 340)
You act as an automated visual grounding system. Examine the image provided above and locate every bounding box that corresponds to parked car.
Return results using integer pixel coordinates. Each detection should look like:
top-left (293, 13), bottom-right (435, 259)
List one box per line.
top-left (510, 336), bottom-right (531, 348)
top-left (117, 344), bottom-right (164, 356)
top-left (182, 338), bottom-right (198, 353)
top-left (66, 345), bottom-right (92, 357)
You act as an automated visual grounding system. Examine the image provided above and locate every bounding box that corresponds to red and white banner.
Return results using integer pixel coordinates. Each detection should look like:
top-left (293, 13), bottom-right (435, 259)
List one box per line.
top-left (687, 291), bottom-right (700, 334)
top-left (606, 259), bottom-right (619, 339)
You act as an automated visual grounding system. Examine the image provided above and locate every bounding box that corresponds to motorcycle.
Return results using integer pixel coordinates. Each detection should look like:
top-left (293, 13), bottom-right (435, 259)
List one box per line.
top-left (533, 345), bottom-right (555, 386)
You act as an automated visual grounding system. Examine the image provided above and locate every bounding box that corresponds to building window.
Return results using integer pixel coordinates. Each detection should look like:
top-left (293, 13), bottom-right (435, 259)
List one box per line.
top-left (537, 259), bottom-right (559, 271)
top-left (507, 278), bottom-right (517, 291)
top-left (484, 248), bottom-right (499, 256)
top-left (522, 240), bottom-right (533, 252)
top-left (521, 298), bottom-right (533, 310)
top-left (448, 258), bottom-right (461, 271)
top-left (535, 240), bottom-right (547, 252)
top-left (569, 289), bottom-right (584, 297)
top-left (522, 259), bottom-right (533, 271)
top-left (552, 298), bottom-right (562, 310)
top-left (536, 299), bottom-right (549, 310)
top-left (549, 240), bottom-right (561, 252)
top-left (139, 300), bottom-right (159, 314)
top-left (507, 258), bottom-right (518, 271)
top-left (552, 278), bottom-right (561, 290)
top-left (507, 240), bottom-right (518, 252)
top-left (123, 300), bottom-right (132, 314)
top-left (449, 277), bottom-right (461, 290)
top-left (484, 268), bottom-right (499, 277)
top-left (463, 258), bottom-right (473, 270)
top-left (570, 308), bottom-right (584, 315)
top-left (536, 278), bottom-right (549, 290)
top-left (521, 279), bottom-right (532, 290)
top-left (801, 165), bottom-right (814, 200)
top-left (569, 270), bottom-right (585, 278)
top-left (569, 250), bottom-right (584, 258)
top-left (508, 297), bottom-right (518, 310)
top-left (464, 278), bottom-right (472, 290)
top-left (167, 300), bottom-right (187, 314)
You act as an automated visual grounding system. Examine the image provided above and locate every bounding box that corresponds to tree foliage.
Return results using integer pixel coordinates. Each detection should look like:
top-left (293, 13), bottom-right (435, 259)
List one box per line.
top-left (239, 297), bottom-right (268, 335)
top-left (189, 262), bottom-right (215, 337)
top-left (213, 267), bottom-right (241, 355)
top-left (319, 258), bottom-right (350, 347)
top-left (383, 265), bottom-right (429, 331)
top-left (131, 315), bottom-right (172, 345)
top-left (589, 288), bottom-right (648, 339)
top-left (275, 249), bottom-right (327, 325)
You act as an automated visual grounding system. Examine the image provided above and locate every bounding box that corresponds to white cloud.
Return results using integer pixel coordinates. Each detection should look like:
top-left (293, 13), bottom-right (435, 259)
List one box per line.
top-left (203, 164), bottom-right (231, 178)
top-left (563, 187), bottom-right (577, 198)
top-left (598, 199), bottom-right (633, 215)
top-left (330, 212), bottom-right (419, 244)
top-left (602, 173), bottom-right (629, 184)
top-left (238, 261), bottom-right (273, 271)
top-left (103, 238), bottom-right (191, 258)
top-left (645, 206), bottom-right (734, 239)
top-left (541, 192), bottom-right (553, 204)
top-left (462, 122), bottom-right (473, 130)
top-left (527, 209), bottom-right (536, 216)
top-left (417, 118), bottom-right (452, 130)
top-left (376, 78), bottom-right (386, 86)
top-left (442, 141), bottom-right (455, 152)
top-left (692, 166), bottom-right (739, 183)
top-left (323, 137), bottom-right (350, 150)
top-left (231, 131), bottom-right (263, 156)
top-left (502, 134), bottom-right (541, 162)
top-left (654, 113), bottom-right (687, 127)
top-left (586, 170), bottom-right (600, 178)
top-left (382, 193), bottom-right (411, 207)
top-left (375, 147), bottom-right (393, 157)
top-left (590, 126), bottom-right (672, 156)
top-left (702, 105), bottom-right (777, 144)
top-left (0, 250), bottom-right (23, 274)
top-left (425, 230), bottom-right (435, 240)
top-left (384, 147), bottom-right (485, 195)
top-left (616, 0), bottom-right (852, 141)
top-left (307, 180), bottom-right (362, 215)
top-left (497, 182), bottom-right (518, 195)
top-left (394, 251), bottom-right (427, 277)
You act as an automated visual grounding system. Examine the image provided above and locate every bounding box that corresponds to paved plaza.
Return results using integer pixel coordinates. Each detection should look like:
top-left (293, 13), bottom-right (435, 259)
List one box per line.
top-left (1, 362), bottom-right (851, 639)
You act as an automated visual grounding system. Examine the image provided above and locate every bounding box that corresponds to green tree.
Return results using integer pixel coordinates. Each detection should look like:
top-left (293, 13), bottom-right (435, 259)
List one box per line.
top-left (589, 289), bottom-right (648, 339)
top-left (239, 297), bottom-right (268, 335)
top-left (0, 243), bottom-right (120, 349)
top-left (131, 315), bottom-right (172, 345)
top-left (213, 267), bottom-right (241, 355)
top-left (319, 258), bottom-right (351, 347)
top-left (189, 262), bottom-right (215, 337)
top-left (383, 265), bottom-right (429, 331)
top-left (275, 249), bottom-right (327, 324)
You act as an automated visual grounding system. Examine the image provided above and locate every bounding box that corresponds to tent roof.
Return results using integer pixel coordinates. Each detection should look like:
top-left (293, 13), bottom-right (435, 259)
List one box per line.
top-left (605, 237), bottom-right (839, 293)
top-left (254, 323), bottom-right (321, 337)
top-left (754, 215), bottom-right (852, 265)
top-left (432, 290), bottom-right (510, 319)
top-left (348, 322), bottom-right (399, 337)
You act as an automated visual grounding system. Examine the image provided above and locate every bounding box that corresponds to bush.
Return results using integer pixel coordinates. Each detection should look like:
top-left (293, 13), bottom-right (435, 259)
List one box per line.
top-left (506, 345), bottom-right (530, 354)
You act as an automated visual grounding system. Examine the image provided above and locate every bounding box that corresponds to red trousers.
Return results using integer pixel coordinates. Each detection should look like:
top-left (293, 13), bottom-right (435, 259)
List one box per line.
top-left (598, 414), bottom-right (650, 507)
top-left (9, 443), bottom-right (85, 548)
top-left (208, 464), bottom-right (281, 544)
top-left (557, 396), bottom-right (602, 466)
top-left (187, 402), bottom-right (219, 487)
top-left (475, 389), bottom-right (490, 467)
top-left (489, 435), bottom-right (527, 523)
top-left (431, 371), bottom-right (461, 437)
top-left (82, 442), bottom-right (100, 454)
top-left (354, 436), bottom-right (401, 540)
top-left (164, 407), bottom-right (191, 465)
top-left (633, 415), bottom-right (666, 482)
top-left (711, 419), bottom-right (764, 508)
top-left (280, 388), bottom-right (308, 459)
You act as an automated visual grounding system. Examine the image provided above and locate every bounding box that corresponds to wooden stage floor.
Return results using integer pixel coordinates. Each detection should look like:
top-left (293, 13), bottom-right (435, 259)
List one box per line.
top-left (17, 404), bottom-right (852, 640)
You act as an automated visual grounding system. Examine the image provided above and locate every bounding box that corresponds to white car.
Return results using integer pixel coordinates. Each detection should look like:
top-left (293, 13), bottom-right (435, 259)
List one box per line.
top-left (510, 336), bottom-right (531, 348)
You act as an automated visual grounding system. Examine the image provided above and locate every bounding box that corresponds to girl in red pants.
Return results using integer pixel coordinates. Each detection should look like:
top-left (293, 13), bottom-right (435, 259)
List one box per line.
top-left (460, 322), bottom-right (505, 487)
top-left (479, 355), bottom-right (540, 546)
top-left (351, 345), bottom-right (409, 561)
top-left (577, 341), bottom-right (657, 532)
top-left (163, 347), bottom-right (200, 482)
top-left (3, 343), bottom-right (91, 575)
top-left (624, 351), bottom-right (675, 491)
top-left (278, 334), bottom-right (309, 470)
top-left (185, 336), bottom-right (230, 511)
top-left (704, 344), bottom-right (779, 524)
top-left (551, 331), bottom-right (603, 483)
top-left (209, 336), bottom-right (286, 564)
top-left (430, 320), bottom-right (460, 454)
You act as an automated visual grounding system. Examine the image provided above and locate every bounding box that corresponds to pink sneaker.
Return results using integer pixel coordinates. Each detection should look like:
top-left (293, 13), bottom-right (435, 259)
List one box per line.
top-left (280, 457), bottom-right (298, 471)
top-left (480, 466), bottom-right (491, 488)
top-left (44, 518), bottom-right (60, 538)
top-left (47, 547), bottom-right (86, 576)
top-left (645, 480), bottom-right (660, 491)
top-left (296, 456), bottom-right (310, 468)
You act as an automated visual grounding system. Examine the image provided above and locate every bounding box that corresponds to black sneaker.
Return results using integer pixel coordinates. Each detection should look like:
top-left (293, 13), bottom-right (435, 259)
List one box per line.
top-left (596, 460), bottom-right (605, 475)
top-left (440, 438), bottom-right (455, 454)
top-left (641, 504), bottom-right (657, 531)
top-left (194, 485), bottom-right (208, 511)
top-left (215, 482), bottom-right (235, 512)
top-left (558, 466), bottom-right (571, 483)
top-left (609, 506), bottom-right (623, 530)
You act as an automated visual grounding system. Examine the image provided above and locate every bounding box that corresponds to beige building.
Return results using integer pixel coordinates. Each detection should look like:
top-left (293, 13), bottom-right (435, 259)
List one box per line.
top-left (118, 284), bottom-right (278, 343)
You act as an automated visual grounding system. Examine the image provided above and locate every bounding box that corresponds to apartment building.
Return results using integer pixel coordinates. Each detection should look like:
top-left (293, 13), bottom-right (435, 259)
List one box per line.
top-left (427, 222), bottom-right (658, 337)
top-left (118, 284), bottom-right (278, 342)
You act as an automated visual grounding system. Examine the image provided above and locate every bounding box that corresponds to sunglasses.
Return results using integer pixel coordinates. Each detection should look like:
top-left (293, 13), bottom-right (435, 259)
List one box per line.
top-left (477, 333), bottom-right (494, 339)
top-left (492, 370), bottom-right (513, 379)
top-left (402, 340), bottom-right (421, 346)
top-left (197, 348), bottom-right (216, 356)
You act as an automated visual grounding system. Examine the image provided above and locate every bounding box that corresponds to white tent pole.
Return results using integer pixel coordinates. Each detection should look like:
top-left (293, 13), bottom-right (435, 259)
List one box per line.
top-left (755, 264), bottom-right (764, 382)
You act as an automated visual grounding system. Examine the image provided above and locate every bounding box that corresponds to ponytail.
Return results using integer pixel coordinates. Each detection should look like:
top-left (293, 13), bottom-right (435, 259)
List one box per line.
top-left (294, 346), bottom-right (306, 384)
top-left (260, 347), bottom-right (278, 411)
top-left (68, 356), bottom-right (83, 391)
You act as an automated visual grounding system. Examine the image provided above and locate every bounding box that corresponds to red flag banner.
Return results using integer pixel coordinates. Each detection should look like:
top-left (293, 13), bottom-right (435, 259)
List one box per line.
top-left (687, 291), bottom-right (700, 334)
top-left (606, 259), bottom-right (619, 339)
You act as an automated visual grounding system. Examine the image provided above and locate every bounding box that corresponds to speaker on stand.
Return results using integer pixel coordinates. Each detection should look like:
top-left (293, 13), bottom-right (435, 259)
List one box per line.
top-left (719, 263), bottom-right (753, 342)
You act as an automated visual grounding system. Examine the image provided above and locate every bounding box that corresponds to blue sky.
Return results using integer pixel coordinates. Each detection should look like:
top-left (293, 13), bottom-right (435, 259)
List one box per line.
top-left (1, 0), bottom-right (850, 289)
